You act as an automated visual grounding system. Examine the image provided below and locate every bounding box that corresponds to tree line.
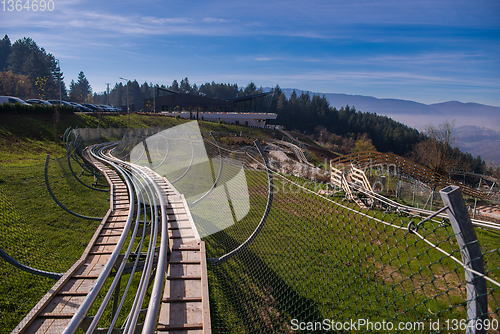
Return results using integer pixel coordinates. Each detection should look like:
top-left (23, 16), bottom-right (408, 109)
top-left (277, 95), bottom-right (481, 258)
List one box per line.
top-left (0, 34), bottom-right (491, 174)
top-left (92, 77), bottom-right (264, 111)
top-left (0, 34), bottom-right (92, 102)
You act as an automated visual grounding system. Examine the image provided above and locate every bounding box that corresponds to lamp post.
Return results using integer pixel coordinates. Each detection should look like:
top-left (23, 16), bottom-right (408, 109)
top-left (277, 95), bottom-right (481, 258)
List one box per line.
top-left (54, 59), bottom-right (61, 143)
top-left (119, 77), bottom-right (130, 128)
top-left (56, 59), bottom-right (61, 103)
top-left (119, 77), bottom-right (129, 113)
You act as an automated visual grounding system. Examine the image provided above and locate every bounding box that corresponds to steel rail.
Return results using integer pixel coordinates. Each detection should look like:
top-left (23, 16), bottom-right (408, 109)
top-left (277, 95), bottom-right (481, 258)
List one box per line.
top-left (190, 133), bottom-right (224, 206)
top-left (84, 157), bottom-right (147, 333)
top-left (44, 155), bottom-right (103, 221)
top-left (62, 142), bottom-right (136, 334)
top-left (107, 186), bottom-right (151, 333)
top-left (94, 143), bottom-right (169, 334)
top-left (91, 143), bottom-right (158, 333)
top-left (331, 151), bottom-right (490, 200)
top-left (171, 133), bottom-right (195, 184)
top-left (0, 248), bottom-right (63, 280)
top-left (65, 148), bottom-right (110, 192)
top-left (66, 132), bottom-right (108, 183)
top-left (122, 167), bottom-right (161, 334)
top-left (347, 180), bottom-right (500, 231)
top-left (208, 140), bottom-right (273, 264)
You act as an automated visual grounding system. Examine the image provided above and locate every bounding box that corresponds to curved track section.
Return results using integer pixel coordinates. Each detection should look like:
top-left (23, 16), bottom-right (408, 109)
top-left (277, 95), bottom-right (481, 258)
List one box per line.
top-left (13, 143), bottom-right (211, 334)
top-left (13, 146), bottom-right (133, 333)
top-left (345, 178), bottom-right (500, 232)
top-left (331, 151), bottom-right (492, 200)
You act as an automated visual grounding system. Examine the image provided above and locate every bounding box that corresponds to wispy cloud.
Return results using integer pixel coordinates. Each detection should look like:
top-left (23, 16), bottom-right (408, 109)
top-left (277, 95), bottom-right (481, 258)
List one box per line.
top-left (1, 0), bottom-right (498, 105)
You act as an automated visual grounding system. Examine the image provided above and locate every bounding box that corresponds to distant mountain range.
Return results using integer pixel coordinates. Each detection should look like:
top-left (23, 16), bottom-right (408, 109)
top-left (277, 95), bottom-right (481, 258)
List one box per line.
top-left (271, 88), bottom-right (500, 165)
top-left (454, 126), bottom-right (500, 166)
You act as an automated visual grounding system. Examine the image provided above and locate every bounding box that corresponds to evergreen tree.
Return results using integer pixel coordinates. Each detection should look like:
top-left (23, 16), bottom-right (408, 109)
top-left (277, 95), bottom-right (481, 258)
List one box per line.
top-left (140, 81), bottom-right (151, 99)
top-left (180, 77), bottom-right (191, 94)
top-left (128, 80), bottom-right (141, 110)
top-left (69, 71), bottom-right (92, 102)
top-left (7, 37), bottom-right (38, 75)
top-left (110, 82), bottom-right (124, 106)
top-left (190, 83), bottom-right (199, 96)
top-left (241, 82), bottom-right (260, 96)
top-left (6, 37), bottom-right (64, 99)
top-left (199, 81), bottom-right (238, 99)
top-left (0, 34), bottom-right (11, 71)
top-left (169, 79), bottom-right (179, 92)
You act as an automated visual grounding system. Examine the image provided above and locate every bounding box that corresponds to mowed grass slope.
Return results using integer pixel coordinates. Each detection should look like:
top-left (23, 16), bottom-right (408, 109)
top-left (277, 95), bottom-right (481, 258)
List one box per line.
top-left (0, 112), bottom-right (281, 332)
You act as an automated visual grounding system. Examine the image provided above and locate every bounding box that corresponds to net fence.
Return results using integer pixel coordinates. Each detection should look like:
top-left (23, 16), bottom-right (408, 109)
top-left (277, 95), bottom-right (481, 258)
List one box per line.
top-left (114, 122), bottom-right (500, 333)
top-left (0, 155), bottom-right (109, 333)
top-left (1, 122), bottom-right (499, 333)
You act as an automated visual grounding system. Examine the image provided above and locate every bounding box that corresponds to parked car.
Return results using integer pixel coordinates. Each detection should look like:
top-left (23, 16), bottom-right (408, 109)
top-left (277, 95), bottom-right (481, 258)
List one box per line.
top-left (0, 96), bottom-right (30, 105)
top-left (26, 99), bottom-right (52, 106)
top-left (47, 100), bottom-right (74, 108)
top-left (81, 103), bottom-right (102, 112)
top-left (68, 102), bottom-right (92, 112)
top-left (99, 105), bottom-right (116, 112)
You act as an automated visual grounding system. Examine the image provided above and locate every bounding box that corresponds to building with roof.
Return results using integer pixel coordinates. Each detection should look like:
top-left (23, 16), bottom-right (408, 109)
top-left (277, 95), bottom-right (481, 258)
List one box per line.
top-left (143, 88), bottom-right (277, 128)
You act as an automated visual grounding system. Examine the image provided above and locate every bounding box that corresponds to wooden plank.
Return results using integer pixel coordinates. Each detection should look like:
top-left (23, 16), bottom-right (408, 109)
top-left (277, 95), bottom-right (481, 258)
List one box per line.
top-left (170, 241), bottom-right (201, 251)
top-left (11, 208), bottom-right (113, 334)
top-left (170, 250), bottom-right (201, 263)
top-left (157, 323), bottom-right (203, 331)
top-left (200, 242), bottom-right (211, 334)
top-left (163, 297), bottom-right (202, 303)
top-left (169, 264), bottom-right (201, 278)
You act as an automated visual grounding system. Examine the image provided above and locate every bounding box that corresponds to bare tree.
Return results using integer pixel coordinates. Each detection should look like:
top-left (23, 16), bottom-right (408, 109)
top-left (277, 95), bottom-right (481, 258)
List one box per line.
top-left (411, 121), bottom-right (456, 174)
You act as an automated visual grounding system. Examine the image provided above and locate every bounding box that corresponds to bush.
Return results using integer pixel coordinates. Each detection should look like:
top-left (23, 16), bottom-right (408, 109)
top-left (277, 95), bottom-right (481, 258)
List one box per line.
top-left (0, 103), bottom-right (74, 115)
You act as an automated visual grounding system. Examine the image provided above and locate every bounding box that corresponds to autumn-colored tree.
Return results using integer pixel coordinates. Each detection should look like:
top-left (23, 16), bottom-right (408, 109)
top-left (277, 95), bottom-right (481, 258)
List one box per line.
top-left (0, 70), bottom-right (31, 98)
top-left (352, 134), bottom-right (377, 153)
top-left (35, 76), bottom-right (49, 99)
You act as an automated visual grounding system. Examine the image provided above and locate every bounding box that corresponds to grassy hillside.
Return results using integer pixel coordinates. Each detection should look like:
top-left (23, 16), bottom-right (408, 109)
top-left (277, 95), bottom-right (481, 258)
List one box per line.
top-left (0, 112), bottom-right (336, 166)
top-left (0, 113), bottom-right (186, 165)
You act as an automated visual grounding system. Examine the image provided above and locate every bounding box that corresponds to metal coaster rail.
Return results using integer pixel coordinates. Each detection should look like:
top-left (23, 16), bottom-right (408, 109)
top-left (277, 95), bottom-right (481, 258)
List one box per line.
top-left (331, 150), bottom-right (494, 200)
top-left (12, 139), bottom-right (207, 333)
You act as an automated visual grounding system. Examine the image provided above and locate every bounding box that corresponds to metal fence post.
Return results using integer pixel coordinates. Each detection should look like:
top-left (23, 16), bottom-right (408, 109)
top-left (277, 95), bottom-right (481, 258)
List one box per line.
top-left (440, 185), bottom-right (488, 334)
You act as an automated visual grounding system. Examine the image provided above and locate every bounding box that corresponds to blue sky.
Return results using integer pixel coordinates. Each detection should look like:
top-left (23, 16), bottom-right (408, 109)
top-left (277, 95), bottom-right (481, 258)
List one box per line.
top-left (1, 0), bottom-right (499, 106)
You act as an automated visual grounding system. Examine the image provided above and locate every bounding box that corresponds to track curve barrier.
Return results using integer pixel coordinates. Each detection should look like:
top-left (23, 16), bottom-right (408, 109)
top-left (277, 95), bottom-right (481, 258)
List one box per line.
top-left (331, 151), bottom-right (495, 200)
top-left (2, 123), bottom-right (500, 333)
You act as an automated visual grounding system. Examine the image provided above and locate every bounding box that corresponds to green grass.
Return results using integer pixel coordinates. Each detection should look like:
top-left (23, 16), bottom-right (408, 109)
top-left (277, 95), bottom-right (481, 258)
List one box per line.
top-left (1, 113), bottom-right (498, 333)
top-left (0, 156), bottom-right (109, 333)
top-left (203, 171), bottom-right (500, 333)
top-left (0, 113), bottom-right (191, 165)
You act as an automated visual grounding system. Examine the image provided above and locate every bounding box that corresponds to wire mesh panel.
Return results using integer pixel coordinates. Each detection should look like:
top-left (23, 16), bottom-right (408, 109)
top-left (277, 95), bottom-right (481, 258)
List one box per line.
top-left (0, 156), bottom-right (109, 333)
top-left (205, 171), bottom-right (500, 333)
top-left (111, 122), bottom-right (500, 333)
top-left (4, 123), bottom-right (499, 334)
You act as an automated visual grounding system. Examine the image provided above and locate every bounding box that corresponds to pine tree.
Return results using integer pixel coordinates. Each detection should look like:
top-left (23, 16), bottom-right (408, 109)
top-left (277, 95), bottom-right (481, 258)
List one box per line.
top-left (180, 77), bottom-right (191, 94)
top-left (69, 71), bottom-right (92, 102)
top-left (0, 34), bottom-right (11, 71)
top-left (5, 37), bottom-right (64, 99)
top-left (170, 79), bottom-right (179, 92)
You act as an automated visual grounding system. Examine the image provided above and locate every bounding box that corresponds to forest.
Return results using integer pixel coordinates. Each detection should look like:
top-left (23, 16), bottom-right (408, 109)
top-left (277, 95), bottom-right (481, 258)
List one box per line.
top-left (0, 34), bottom-right (492, 175)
